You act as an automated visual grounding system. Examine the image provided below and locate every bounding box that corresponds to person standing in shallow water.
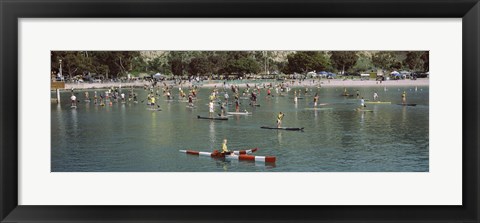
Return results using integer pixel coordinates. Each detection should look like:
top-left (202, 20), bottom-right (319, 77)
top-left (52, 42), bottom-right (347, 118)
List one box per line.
top-left (313, 93), bottom-right (319, 107)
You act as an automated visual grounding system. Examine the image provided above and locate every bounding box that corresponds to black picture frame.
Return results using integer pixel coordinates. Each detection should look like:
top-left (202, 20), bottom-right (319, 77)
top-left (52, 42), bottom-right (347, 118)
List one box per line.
top-left (1, 0), bottom-right (479, 222)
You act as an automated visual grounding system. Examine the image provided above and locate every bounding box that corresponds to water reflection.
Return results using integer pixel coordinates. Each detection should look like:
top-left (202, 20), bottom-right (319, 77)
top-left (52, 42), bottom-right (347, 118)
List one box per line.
top-left (52, 86), bottom-right (429, 172)
top-left (71, 108), bottom-right (78, 135)
top-left (277, 131), bottom-right (283, 145)
top-left (209, 121), bottom-right (216, 150)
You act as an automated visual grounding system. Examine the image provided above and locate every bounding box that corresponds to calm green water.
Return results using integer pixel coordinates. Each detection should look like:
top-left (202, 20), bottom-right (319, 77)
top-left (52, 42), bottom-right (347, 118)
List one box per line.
top-left (51, 85), bottom-right (429, 172)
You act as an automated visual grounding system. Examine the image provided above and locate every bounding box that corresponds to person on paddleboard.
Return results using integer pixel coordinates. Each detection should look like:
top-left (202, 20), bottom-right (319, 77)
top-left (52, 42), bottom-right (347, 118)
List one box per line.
top-left (209, 100), bottom-right (214, 118)
top-left (277, 112), bottom-right (284, 128)
top-left (224, 92), bottom-right (229, 103)
top-left (150, 96), bottom-right (156, 109)
top-left (221, 139), bottom-right (229, 154)
top-left (235, 94), bottom-right (240, 112)
top-left (121, 93), bottom-right (125, 103)
top-left (84, 91), bottom-right (90, 101)
top-left (313, 93), bottom-right (319, 107)
top-left (188, 94), bottom-right (193, 107)
top-left (70, 94), bottom-right (77, 107)
top-left (220, 102), bottom-right (226, 117)
top-left (360, 97), bottom-right (366, 108)
top-left (373, 91), bottom-right (379, 101)
top-left (401, 91), bottom-right (406, 104)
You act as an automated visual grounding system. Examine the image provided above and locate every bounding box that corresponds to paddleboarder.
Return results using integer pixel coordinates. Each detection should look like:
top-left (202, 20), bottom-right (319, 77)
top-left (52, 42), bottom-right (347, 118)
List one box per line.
top-left (373, 91), bottom-right (379, 101)
top-left (221, 139), bottom-right (229, 154)
top-left (209, 100), bottom-right (214, 118)
top-left (150, 96), bottom-right (156, 109)
top-left (313, 93), bottom-right (319, 107)
top-left (188, 94), bottom-right (194, 107)
top-left (84, 91), bottom-right (90, 101)
top-left (70, 94), bottom-right (77, 107)
top-left (360, 97), bottom-right (366, 108)
top-left (277, 112), bottom-right (284, 128)
top-left (401, 91), bottom-right (406, 104)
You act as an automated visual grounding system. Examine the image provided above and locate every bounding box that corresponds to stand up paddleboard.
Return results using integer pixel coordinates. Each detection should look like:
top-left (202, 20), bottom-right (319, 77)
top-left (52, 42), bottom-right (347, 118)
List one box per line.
top-left (147, 108), bottom-right (162, 111)
top-left (261, 126), bottom-right (304, 131)
top-left (197, 115), bottom-right (228, 120)
top-left (186, 105), bottom-right (197, 109)
top-left (84, 100), bottom-right (91, 103)
top-left (355, 109), bottom-right (373, 112)
top-left (250, 104), bottom-right (261, 107)
top-left (397, 104), bottom-right (417, 106)
top-left (305, 107), bottom-right (333, 111)
top-left (227, 111), bottom-right (251, 115)
top-left (70, 105), bottom-right (77, 109)
top-left (365, 101), bottom-right (391, 104)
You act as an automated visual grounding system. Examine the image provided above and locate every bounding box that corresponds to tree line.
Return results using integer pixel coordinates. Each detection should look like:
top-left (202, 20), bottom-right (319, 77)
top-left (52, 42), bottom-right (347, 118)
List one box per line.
top-left (51, 51), bottom-right (429, 79)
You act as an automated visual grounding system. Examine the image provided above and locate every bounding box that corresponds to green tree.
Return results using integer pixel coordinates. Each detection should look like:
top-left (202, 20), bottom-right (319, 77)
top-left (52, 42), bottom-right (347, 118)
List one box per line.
top-left (420, 51), bottom-right (429, 72)
top-left (188, 57), bottom-right (210, 75)
top-left (329, 51), bottom-right (358, 74)
top-left (372, 52), bottom-right (396, 71)
top-left (352, 52), bottom-right (374, 72)
top-left (404, 51), bottom-right (425, 71)
top-left (286, 51), bottom-right (330, 73)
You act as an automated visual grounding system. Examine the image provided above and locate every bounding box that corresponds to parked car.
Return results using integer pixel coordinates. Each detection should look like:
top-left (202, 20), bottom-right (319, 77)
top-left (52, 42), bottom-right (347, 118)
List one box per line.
top-left (411, 71), bottom-right (428, 78)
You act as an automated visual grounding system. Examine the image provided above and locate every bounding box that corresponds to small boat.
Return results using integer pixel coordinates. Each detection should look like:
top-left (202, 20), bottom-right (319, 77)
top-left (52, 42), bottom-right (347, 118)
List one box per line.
top-left (179, 148), bottom-right (275, 163)
top-left (261, 126), bottom-right (304, 131)
top-left (365, 101), bottom-right (391, 104)
top-left (197, 115), bottom-right (228, 120)
top-left (397, 103), bottom-right (417, 106)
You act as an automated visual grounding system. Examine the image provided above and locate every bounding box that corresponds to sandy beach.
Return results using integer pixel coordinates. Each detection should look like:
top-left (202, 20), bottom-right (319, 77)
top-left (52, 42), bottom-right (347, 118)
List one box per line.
top-left (62, 78), bottom-right (429, 91)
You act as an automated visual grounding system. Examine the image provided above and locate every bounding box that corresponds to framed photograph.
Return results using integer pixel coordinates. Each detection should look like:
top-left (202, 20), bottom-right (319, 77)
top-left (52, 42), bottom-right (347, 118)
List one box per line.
top-left (1, 0), bottom-right (479, 222)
